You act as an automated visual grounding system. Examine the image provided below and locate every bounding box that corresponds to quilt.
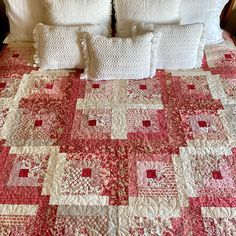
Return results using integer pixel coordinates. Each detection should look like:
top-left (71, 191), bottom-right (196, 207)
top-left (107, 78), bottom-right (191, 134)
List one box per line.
top-left (0, 36), bottom-right (236, 235)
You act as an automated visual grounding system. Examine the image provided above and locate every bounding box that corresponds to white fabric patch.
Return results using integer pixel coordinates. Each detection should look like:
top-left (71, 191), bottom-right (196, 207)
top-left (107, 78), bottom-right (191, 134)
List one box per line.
top-left (0, 204), bottom-right (38, 216)
top-left (132, 23), bottom-right (206, 70)
top-left (180, 0), bottom-right (229, 45)
top-left (33, 24), bottom-right (108, 70)
top-left (114, 0), bottom-right (181, 37)
top-left (3, 0), bottom-right (44, 41)
top-left (42, 0), bottom-right (112, 32)
top-left (81, 33), bottom-right (159, 81)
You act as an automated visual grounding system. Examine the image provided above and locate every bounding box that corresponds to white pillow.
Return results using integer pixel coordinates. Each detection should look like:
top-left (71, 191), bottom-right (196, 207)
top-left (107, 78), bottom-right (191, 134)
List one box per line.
top-left (33, 24), bottom-right (108, 70)
top-left (180, 0), bottom-right (229, 45)
top-left (114, 0), bottom-right (181, 37)
top-left (42, 0), bottom-right (112, 32)
top-left (132, 23), bottom-right (206, 70)
top-left (81, 33), bottom-right (159, 81)
top-left (3, 0), bottom-right (44, 41)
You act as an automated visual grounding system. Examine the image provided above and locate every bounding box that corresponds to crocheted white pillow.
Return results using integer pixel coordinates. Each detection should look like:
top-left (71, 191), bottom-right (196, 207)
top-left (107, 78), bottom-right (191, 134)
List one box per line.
top-left (33, 24), bottom-right (108, 70)
top-left (114, 0), bottom-right (181, 37)
top-left (132, 23), bottom-right (206, 70)
top-left (42, 0), bottom-right (112, 33)
top-left (180, 0), bottom-right (229, 45)
top-left (81, 33), bottom-right (159, 81)
top-left (3, 0), bottom-right (44, 42)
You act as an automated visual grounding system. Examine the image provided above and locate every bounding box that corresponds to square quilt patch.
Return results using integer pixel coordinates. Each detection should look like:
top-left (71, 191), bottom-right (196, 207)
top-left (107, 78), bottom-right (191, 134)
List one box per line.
top-left (180, 110), bottom-right (227, 145)
top-left (178, 146), bottom-right (236, 199)
top-left (2, 107), bottom-right (65, 146)
top-left (129, 153), bottom-right (178, 197)
top-left (7, 153), bottom-right (49, 187)
top-left (171, 75), bottom-right (212, 100)
top-left (127, 109), bottom-right (167, 140)
top-left (71, 109), bottom-right (112, 140)
top-left (49, 152), bottom-right (110, 205)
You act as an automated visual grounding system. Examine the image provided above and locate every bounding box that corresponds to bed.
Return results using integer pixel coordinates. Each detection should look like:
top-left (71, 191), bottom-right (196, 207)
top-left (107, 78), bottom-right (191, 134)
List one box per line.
top-left (0, 1), bottom-right (236, 235)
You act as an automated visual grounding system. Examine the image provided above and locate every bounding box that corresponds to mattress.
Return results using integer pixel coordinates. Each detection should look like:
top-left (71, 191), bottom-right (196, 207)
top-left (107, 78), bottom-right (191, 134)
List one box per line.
top-left (0, 35), bottom-right (236, 235)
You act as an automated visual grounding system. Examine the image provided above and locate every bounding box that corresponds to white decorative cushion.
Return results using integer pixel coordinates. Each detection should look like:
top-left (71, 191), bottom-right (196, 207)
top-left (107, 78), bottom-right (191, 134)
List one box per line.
top-left (180, 0), bottom-right (229, 45)
top-left (33, 24), bottom-right (108, 70)
top-left (81, 33), bottom-right (159, 81)
top-left (3, 0), bottom-right (44, 41)
top-left (132, 23), bottom-right (206, 70)
top-left (114, 0), bottom-right (181, 37)
top-left (42, 0), bottom-right (112, 32)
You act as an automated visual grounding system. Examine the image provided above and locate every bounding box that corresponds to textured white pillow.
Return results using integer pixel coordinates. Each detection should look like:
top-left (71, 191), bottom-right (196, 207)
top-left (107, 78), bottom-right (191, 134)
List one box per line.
top-left (33, 24), bottom-right (108, 70)
top-left (180, 0), bottom-right (229, 45)
top-left (114, 0), bottom-right (181, 37)
top-left (3, 0), bottom-right (44, 41)
top-left (81, 33), bottom-right (159, 81)
top-left (42, 0), bottom-right (112, 32)
top-left (132, 23), bottom-right (206, 70)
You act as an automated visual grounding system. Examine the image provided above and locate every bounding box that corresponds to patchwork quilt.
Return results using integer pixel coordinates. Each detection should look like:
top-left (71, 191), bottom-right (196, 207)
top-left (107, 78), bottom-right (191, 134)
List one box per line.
top-left (0, 37), bottom-right (236, 235)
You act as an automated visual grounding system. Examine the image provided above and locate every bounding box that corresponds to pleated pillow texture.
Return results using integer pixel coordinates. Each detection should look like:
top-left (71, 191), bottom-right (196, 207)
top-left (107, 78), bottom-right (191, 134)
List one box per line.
top-left (180, 0), bottom-right (229, 44)
top-left (81, 33), bottom-right (159, 81)
top-left (34, 24), bottom-right (108, 70)
top-left (3, 0), bottom-right (44, 41)
top-left (114, 0), bottom-right (181, 37)
top-left (132, 23), bottom-right (206, 70)
top-left (42, 0), bottom-right (112, 32)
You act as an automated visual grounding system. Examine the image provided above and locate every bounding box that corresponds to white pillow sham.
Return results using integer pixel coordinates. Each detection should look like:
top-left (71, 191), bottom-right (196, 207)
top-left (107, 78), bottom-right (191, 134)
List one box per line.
top-left (33, 24), bottom-right (108, 70)
top-left (132, 23), bottom-right (206, 70)
top-left (3, 0), bottom-right (44, 42)
top-left (42, 0), bottom-right (112, 33)
top-left (81, 33), bottom-right (159, 81)
top-left (114, 0), bottom-right (181, 37)
top-left (180, 0), bottom-right (229, 45)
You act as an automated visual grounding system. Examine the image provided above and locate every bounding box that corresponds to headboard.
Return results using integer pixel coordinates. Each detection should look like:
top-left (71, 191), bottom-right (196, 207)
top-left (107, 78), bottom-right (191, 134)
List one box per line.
top-left (221, 0), bottom-right (236, 28)
top-left (0, 0), bottom-right (9, 46)
top-left (0, 0), bottom-right (235, 36)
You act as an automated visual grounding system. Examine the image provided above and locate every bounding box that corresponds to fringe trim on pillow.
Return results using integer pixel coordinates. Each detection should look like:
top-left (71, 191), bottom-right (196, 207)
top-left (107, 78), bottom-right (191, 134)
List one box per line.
top-left (33, 23), bottom-right (43, 68)
top-left (195, 24), bottom-right (207, 68)
top-left (80, 34), bottom-right (90, 80)
top-left (130, 23), bottom-right (138, 37)
top-left (100, 25), bottom-right (109, 37)
top-left (150, 32), bottom-right (161, 77)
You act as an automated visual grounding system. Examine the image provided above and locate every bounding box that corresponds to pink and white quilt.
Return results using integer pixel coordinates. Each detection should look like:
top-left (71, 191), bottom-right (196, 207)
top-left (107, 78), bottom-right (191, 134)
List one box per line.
top-left (0, 37), bottom-right (236, 235)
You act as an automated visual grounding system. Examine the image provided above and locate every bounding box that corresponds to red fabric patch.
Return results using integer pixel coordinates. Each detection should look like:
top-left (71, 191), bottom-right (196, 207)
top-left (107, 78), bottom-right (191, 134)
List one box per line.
top-left (92, 84), bottom-right (100, 89)
top-left (198, 121), bottom-right (209, 128)
top-left (45, 83), bottom-right (53, 89)
top-left (88, 120), bottom-right (97, 126)
top-left (146, 170), bottom-right (157, 179)
top-left (82, 168), bottom-right (92, 177)
top-left (34, 120), bottom-right (43, 127)
top-left (0, 82), bottom-right (7, 89)
top-left (188, 84), bottom-right (195, 90)
top-left (212, 170), bottom-right (223, 179)
top-left (19, 169), bottom-right (29, 177)
top-left (12, 54), bottom-right (19, 58)
top-left (224, 53), bottom-right (233, 59)
top-left (142, 120), bottom-right (151, 127)
top-left (139, 84), bottom-right (147, 90)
